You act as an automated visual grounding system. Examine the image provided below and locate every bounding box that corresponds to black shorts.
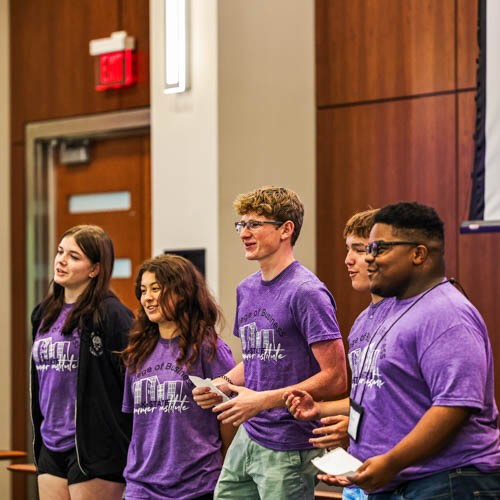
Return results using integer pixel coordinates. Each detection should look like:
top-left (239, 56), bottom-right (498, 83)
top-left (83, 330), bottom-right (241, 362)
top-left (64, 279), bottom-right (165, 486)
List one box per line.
top-left (37, 445), bottom-right (124, 485)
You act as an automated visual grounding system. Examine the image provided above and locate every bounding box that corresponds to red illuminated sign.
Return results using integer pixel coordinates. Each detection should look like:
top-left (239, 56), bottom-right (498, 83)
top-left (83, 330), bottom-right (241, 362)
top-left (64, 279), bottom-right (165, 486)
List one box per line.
top-left (89, 31), bottom-right (136, 91)
top-left (95, 50), bottom-right (135, 91)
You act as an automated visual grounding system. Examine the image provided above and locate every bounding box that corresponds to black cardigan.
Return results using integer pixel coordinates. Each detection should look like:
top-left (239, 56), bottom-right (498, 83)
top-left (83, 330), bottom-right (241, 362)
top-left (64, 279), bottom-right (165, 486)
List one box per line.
top-left (31, 294), bottom-right (134, 480)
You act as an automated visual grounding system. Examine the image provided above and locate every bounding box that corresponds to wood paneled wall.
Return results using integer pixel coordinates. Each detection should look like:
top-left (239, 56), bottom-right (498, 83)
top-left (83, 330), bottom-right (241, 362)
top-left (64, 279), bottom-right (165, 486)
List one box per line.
top-left (315, 0), bottom-right (500, 401)
top-left (9, 2), bottom-right (149, 498)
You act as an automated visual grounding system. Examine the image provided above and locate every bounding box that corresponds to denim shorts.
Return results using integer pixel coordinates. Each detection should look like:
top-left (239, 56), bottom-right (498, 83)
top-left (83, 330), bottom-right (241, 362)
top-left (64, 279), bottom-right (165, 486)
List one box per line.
top-left (343, 486), bottom-right (369, 499)
top-left (368, 466), bottom-right (500, 500)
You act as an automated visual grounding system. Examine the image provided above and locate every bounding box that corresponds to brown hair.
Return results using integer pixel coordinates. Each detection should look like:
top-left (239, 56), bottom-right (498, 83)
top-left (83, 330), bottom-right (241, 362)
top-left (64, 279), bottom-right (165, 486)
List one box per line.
top-left (122, 254), bottom-right (222, 372)
top-left (233, 186), bottom-right (304, 245)
top-left (343, 208), bottom-right (379, 239)
top-left (39, 224), bottom-right (116, 335)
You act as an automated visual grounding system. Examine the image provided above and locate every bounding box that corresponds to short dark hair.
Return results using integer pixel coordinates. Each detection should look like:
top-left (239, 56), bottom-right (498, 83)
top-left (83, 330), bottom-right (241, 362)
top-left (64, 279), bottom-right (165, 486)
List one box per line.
top-left (374, 202), bottom-right (444, 242)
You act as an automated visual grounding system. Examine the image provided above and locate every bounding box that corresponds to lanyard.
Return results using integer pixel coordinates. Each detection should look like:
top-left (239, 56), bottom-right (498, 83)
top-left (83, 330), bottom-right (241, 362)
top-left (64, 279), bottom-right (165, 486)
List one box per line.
top-left (351, 279), bottom-right (450, 407)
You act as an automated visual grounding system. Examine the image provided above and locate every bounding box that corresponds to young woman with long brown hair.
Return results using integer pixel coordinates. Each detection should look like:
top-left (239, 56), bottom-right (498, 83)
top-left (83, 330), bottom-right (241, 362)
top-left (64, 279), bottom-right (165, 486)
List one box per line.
top-left (31, 224), bottom-right (133, 499)
top-left (121, 254), bottom-right (235, 500)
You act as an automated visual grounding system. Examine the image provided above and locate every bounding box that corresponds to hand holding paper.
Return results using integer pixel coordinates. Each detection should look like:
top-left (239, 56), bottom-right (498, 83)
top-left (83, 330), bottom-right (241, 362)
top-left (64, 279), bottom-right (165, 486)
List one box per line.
top-left (312, 447), bottom-right (362, 477)
top-left (189, 375), bottom-right (230, 403)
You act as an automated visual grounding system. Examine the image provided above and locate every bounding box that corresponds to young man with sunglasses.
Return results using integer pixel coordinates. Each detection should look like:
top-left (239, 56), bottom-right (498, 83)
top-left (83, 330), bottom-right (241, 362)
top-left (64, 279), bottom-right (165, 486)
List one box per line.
top-left (286, 208), bottom-right (386, 500)
top-left (193, 186), bottom-right (347, 499)
top-left (322, 202), bottom-right (500, 497)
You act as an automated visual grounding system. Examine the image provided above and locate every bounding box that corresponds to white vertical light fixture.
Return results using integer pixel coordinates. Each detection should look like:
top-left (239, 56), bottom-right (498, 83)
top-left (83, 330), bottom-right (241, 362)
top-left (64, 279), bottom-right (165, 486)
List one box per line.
top-left (164, 0), bottom-right (189, 94)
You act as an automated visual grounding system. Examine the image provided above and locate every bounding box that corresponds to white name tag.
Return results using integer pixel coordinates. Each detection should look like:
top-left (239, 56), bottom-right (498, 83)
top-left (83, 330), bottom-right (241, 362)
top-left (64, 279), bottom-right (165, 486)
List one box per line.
top-left (348, 399), bottom-right (364, 442)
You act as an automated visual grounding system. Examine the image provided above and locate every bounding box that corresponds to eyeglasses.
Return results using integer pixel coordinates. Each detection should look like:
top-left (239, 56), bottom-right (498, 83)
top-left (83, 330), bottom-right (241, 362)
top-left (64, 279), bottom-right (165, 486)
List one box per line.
top-left (365, 240), bottom-right (420, 257)
top-left (234, 220), bottom-right (284, 232)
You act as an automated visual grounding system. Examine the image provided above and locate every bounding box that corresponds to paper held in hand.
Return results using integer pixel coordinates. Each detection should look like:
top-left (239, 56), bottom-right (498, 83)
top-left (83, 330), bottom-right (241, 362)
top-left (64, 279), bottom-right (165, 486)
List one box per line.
top-left (312, 447), bottom-right (363, 476)
top-left (189, 375), bottom-right (230, 403)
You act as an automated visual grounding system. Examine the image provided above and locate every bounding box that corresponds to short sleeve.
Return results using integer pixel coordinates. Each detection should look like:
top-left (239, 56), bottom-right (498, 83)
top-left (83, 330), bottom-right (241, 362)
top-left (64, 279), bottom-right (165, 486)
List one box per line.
top-left (290, 281), bottom-right (342, 345)
top-left (420, 324), bottom-right (486, 410)
top-left (202, 339), bottom-right (236, 379)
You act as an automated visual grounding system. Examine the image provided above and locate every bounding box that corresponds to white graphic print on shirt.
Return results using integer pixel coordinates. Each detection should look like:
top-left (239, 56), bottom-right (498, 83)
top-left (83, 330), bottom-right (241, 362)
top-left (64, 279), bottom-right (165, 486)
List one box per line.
top-left (239, 321), bottom-right (286, 361)
top-left (349, 342), bottom-right (384, 390)
top-left (132, 376), bottom-right (189, 414)
top-left (33, 337), bottom-right (78, 372)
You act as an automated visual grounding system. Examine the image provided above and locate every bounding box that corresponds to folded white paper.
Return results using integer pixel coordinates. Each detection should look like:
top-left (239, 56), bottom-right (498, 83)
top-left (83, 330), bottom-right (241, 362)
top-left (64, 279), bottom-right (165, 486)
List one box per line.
top-left (189, 375), bottom-right (230, 402)
top-left (312, 447), bottom-right (362, 476)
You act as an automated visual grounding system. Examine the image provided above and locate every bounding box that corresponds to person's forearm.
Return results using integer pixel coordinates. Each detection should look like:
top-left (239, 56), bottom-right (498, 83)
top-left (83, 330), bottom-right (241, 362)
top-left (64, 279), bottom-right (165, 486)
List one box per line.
top-left (293, 364), bottom-right (347, 402)
top-left (258, 368), bottom-right (347, 412)
top-left (219, 422), bottom-right (238, 457)
top-left (317, 397), bottom-right (350, 418)
top-left (383, 405), bottom-right (470, 471)
top-left (220, 362), bottom-right (245, 386)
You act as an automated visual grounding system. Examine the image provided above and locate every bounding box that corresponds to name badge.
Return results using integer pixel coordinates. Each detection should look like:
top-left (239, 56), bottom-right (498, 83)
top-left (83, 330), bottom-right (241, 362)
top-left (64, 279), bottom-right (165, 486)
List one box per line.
top-left (348, 398), bottom-right (364, 442)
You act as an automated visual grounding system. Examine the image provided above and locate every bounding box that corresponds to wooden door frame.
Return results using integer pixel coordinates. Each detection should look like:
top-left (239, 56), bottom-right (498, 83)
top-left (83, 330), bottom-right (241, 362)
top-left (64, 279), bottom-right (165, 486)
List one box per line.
top-left (19, 107), bottom-right (150, 468)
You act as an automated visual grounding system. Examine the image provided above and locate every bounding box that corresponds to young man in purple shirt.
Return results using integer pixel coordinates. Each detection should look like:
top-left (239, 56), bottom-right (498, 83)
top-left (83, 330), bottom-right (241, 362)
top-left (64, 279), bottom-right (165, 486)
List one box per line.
top-left (286, 208), bottom-right (384, 500)
top-left (330, 202), bottom-right (500, 497)
top-left (194, 186), bottom-right (347, 499)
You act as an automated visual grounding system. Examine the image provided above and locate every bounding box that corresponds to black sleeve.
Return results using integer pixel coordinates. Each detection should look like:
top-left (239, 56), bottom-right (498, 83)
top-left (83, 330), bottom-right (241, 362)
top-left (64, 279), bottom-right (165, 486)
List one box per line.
top-left (31, 303), bottom-right (43, 340)
top-left (98, 297), bottom-right (134, 378)
top-left (102, 299), bottom-right (134, 352)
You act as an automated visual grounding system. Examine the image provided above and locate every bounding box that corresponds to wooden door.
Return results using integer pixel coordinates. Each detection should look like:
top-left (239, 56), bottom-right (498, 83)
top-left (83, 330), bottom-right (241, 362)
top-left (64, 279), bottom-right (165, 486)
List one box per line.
top-left (55, 134), bottom-right (150, 312)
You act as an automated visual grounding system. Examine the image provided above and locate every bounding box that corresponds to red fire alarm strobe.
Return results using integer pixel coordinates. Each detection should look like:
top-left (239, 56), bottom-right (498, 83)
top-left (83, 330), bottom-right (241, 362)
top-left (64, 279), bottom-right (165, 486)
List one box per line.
top-left (89, 31), bottom-right (136, 91)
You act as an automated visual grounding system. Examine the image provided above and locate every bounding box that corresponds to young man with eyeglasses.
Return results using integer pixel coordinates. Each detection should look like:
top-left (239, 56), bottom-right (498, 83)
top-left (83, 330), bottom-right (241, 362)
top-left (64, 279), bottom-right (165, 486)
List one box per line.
top-left (318, 201), bottom-right (500, 498)
top-left (193, 185), bottom-right (347, 499)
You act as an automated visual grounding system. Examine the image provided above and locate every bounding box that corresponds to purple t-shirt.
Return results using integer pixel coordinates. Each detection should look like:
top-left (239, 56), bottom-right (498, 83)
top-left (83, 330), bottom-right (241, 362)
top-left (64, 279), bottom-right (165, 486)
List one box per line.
top-left (122, 337), bottom-right (235, 500)
top-left (348, 281), bottom-right (500, 491)
top-left (32, 303), bottom-right (79, 452)
top-left (235, 260), bottom-right (342, 451)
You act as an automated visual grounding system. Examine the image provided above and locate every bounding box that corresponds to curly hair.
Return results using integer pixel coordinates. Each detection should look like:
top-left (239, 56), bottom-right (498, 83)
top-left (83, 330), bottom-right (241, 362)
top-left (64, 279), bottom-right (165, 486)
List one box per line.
top-left (233, 186), bottom-right (304, 245)
top-left (38, 225), bottom-right (116, 336)
top-left (343, 208), bottom-right (379, 239)
top-left (121, 254), bottom-right (223, 373)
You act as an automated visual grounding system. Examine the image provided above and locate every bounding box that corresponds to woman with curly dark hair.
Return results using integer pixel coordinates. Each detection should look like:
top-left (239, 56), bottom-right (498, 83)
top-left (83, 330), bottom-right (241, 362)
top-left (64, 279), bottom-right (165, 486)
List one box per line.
top-left (121, 254), bottom-right (235, 500)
